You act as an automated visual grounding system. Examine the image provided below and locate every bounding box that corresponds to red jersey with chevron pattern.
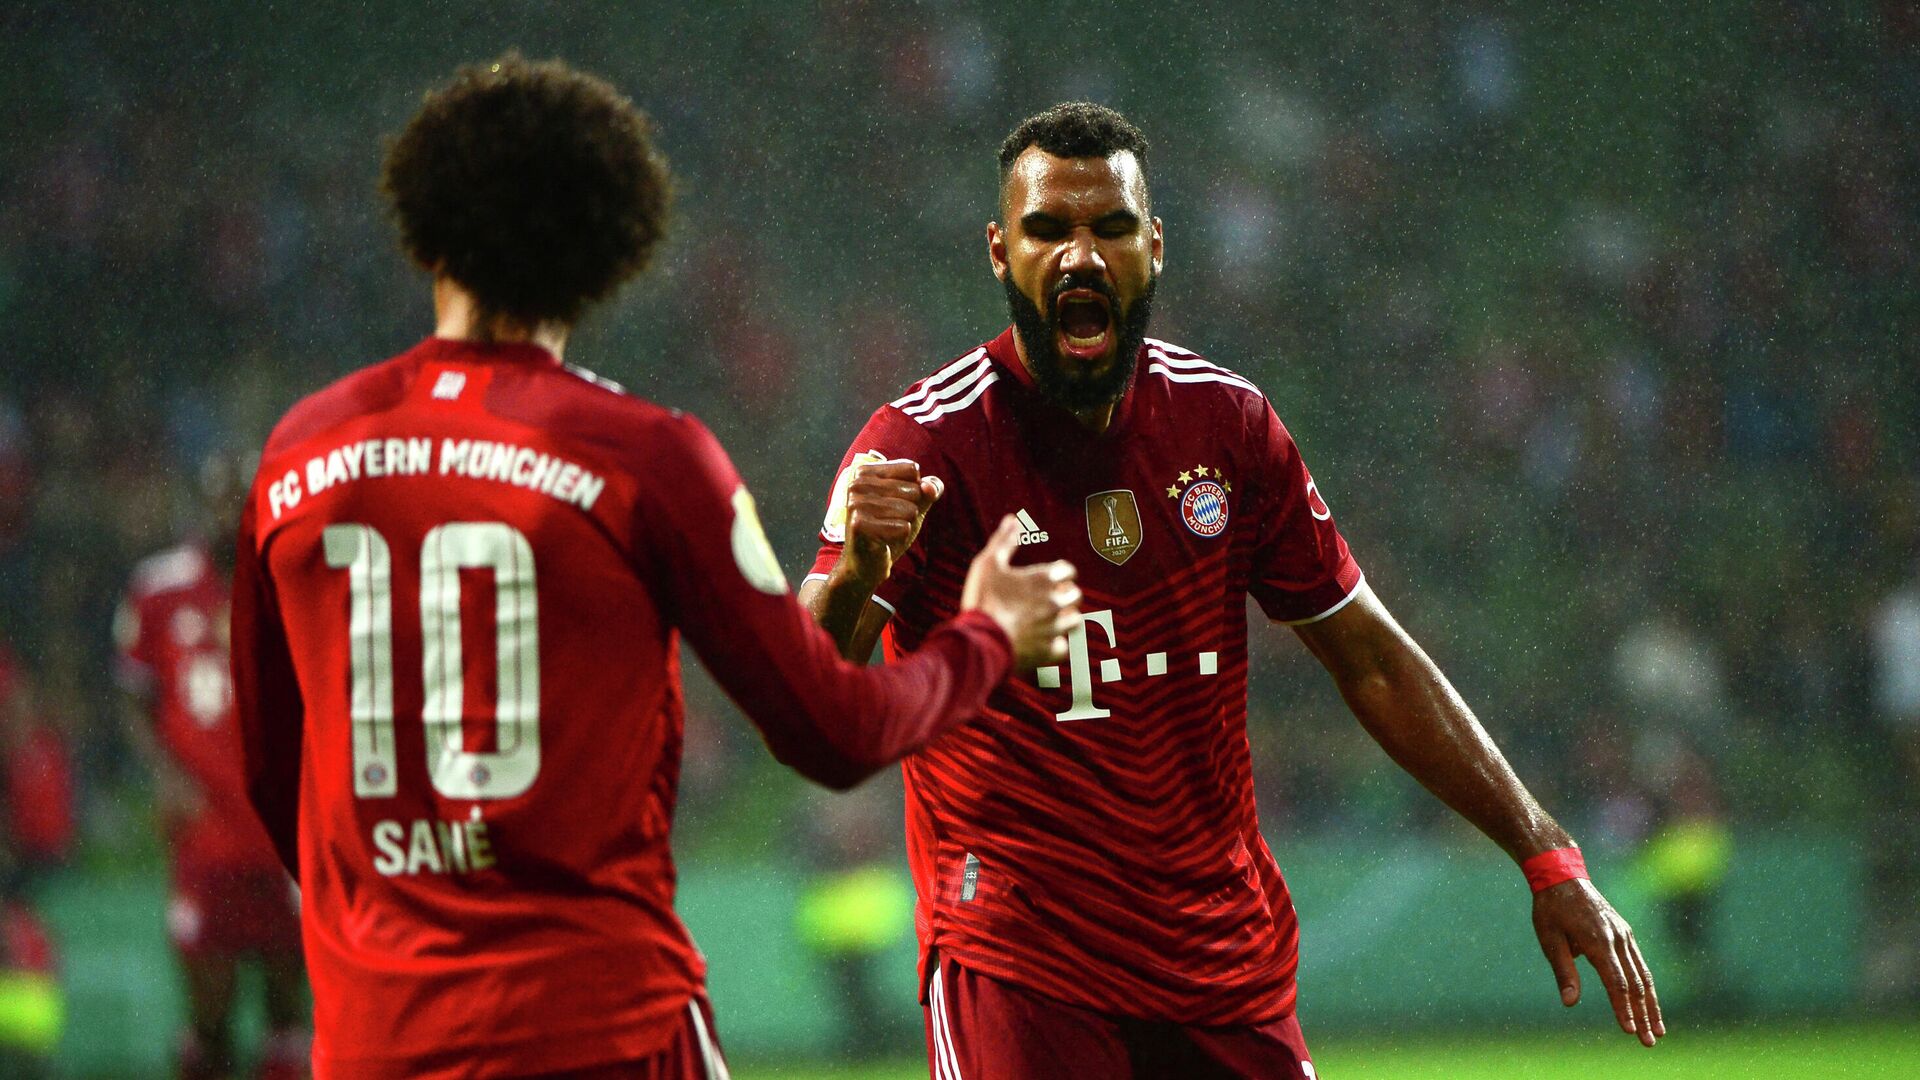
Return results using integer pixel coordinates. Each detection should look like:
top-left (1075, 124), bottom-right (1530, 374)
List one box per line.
top-left (811, 328), bottom-right (1363, 1025)
top-left (233, 337), bottom-right (1015, 1079)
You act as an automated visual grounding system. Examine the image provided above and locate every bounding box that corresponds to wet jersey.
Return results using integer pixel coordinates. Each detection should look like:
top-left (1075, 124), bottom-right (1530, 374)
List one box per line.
top-left (811, 329), bottom-right (1363, 1025)
top-left (116, 545), bottom-right (280, 872)
top-left (232, 337), bottom-right (1013, 1079)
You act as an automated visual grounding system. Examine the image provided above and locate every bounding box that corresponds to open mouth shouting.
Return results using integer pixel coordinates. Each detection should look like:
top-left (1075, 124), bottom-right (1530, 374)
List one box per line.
top-left (1004, 266), bottom-right (1155, 411)
top-left (1053, 286), bottom-right (1114, 363)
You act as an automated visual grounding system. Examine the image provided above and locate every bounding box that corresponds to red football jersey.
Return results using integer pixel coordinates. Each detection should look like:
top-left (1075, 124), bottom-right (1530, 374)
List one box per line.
top-left (811, 330), bottom-right (1363, 1026)
top-left (231, 337), bottom-right (1014, 1080)
top-left (115, 545), bottom-right (280, 872)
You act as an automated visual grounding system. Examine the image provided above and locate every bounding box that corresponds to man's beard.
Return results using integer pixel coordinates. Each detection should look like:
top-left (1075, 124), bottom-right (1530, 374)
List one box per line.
top-left (1003, 270), bottom-right (1157, 411)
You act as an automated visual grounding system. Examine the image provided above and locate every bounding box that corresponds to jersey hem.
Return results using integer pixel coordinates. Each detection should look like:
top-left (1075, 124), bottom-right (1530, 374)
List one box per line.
top-left (928, 937), bottom-right (1298, 1027)
top-left (313, 993), bottom-right (695, 1080)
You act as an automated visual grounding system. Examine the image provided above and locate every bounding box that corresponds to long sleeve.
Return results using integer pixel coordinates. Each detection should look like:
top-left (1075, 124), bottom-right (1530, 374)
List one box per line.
top-left (228, 497), bottom-right (305, 874)
top-left (635, 415), bottom-right (1011, 789)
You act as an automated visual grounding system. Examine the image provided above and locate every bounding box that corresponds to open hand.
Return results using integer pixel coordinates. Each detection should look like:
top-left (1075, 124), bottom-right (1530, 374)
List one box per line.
top-left (962, 516), bottom-right (1081, 670)
top-left (1533, 878), bottom-right (1664, 1046)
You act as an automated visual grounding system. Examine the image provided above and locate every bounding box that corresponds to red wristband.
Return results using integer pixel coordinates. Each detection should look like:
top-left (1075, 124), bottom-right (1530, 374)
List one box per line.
top-left (1521, 847), bottom-right (1588, 893)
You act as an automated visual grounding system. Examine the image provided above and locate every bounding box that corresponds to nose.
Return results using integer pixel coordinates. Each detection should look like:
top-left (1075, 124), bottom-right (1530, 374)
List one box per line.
top-left (1058, 228), bottom-right (1105, 279)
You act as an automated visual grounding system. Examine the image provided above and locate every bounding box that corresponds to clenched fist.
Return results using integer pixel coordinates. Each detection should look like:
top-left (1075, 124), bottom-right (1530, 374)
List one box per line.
top-left (837, 458), bottom-right (943, 589)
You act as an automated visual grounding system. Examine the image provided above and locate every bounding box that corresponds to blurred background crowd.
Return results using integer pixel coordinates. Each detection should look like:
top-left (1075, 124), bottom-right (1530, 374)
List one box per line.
top-left (0, 0), bottom-right (1916, 1071)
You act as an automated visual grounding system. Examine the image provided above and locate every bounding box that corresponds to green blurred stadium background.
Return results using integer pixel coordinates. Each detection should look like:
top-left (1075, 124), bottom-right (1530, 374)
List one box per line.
top-left (2, 1), bottom-right (1917, 1075)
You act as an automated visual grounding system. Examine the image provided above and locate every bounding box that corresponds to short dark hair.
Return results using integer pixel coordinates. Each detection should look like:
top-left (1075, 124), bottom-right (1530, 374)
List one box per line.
top-left (997, 102), bottom-right (1150, 185)
top-left (381, 53), bottom-right (671, 325)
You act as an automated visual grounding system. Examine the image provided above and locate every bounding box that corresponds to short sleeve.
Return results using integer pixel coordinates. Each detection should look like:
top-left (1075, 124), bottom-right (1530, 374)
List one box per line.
top-left (1246, 403), bottom-right (1364, 624)
top-left (805, 404), bottom-right (938, 614)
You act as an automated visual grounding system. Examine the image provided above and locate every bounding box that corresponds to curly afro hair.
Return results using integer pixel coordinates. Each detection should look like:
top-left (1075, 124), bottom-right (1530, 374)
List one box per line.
top-left (381, 54), bottom-right (671, 325)
top-left (997, 101), bottom-right (1150, 187)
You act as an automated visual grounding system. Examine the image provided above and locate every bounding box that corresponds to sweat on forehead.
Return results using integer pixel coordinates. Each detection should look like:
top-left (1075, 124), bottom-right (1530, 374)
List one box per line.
top-left (999, 148), bottom-right (1151, 222)
top-left (997, 101), bottom-right (1151, 209)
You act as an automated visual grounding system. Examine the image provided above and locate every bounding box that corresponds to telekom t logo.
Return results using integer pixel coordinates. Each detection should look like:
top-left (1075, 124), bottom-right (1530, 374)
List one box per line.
top-left (1035, 609), bottom-right (1219, 722)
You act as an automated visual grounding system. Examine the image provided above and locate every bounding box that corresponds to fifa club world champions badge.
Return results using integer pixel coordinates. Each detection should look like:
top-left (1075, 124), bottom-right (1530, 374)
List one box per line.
top-left (1168, 464), bottom-right (1230, 538)
top-left (1086, 489), bottom-right (1143, 566)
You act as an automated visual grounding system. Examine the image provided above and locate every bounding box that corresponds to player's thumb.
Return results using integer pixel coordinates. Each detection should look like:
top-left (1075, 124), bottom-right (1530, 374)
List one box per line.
top-left (986, 514), bottom-right (1020, 565)
top-left (1542, 933), bottom-right (1581, 1006)
top-left (920, 475), bottom-right (945, 506)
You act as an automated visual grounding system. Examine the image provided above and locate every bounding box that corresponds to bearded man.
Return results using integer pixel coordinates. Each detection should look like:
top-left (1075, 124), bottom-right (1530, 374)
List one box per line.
top-left (801, 102), bottom-right (1662, 1079)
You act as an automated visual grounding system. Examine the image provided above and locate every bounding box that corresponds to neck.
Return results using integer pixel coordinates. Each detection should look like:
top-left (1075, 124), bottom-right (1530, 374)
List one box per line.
top-left (1009, 332), bottom-right (1120, 434)
top-left (433, 277), bottom-right (570, 359)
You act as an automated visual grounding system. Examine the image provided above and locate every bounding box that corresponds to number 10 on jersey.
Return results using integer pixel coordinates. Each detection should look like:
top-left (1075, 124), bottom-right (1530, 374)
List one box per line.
top-left (322, 522), bottom-right (541, 801)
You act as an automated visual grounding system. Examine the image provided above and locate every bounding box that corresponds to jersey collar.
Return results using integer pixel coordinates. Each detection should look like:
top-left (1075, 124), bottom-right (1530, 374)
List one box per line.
top-left (411, 337), bottom-right (563, 367)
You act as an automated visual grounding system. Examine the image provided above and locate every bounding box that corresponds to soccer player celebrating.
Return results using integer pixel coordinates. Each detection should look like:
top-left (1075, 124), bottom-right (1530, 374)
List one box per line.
top-left (802, 102), bottom-right (1664, 1078)
top-left (116, 456), bottom-right (309, 1080)
top-left (230, 57), bottom-right (1078, 1080)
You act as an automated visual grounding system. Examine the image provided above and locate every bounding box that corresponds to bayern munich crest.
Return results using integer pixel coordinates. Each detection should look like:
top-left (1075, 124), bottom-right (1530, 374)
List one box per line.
top-left (1167, 464), bottom-right (1231, 538)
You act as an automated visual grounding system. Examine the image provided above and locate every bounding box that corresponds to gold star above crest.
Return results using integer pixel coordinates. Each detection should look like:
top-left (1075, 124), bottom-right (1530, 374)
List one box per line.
top-left (1224, 480), bottom-right (1233, 492)
top-left (1194, 464), bottom-right (1210, 478)
top-left (1166, 484), bottom-right (1180, 498)
top-left (1177, 470), bottom-right (1192, 484)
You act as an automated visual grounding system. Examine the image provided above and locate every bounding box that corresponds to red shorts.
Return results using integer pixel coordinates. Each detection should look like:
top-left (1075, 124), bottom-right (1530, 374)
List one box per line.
top-left (923, 953), bottom-right (1316, 1080)
top-left (167, 863), bottom-right (302, 959)
top-left (513, 997), bottom-right (730, 1080)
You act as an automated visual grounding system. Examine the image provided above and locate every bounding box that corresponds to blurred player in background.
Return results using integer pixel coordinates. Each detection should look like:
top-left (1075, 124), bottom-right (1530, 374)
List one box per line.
top-left (0, 862), bottom-right (61, 1080)
top-left (0, 647), bottom-right (64, 1080)
top-left (115, 456), bottom-right (308, 1080)
top-left (793, 785), bottom-right (918, 1060)
top-left (0, 646), bottom-right (73, 888)
top-left (803, 102), bottom-right (1663, 1078)
top-left (229, 55), bottom-right (1077, 1080)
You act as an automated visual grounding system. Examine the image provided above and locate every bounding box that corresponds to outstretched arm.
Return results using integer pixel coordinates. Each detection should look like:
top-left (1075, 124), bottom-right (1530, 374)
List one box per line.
top-left (1292, 580), bottom-right (1664, 1047)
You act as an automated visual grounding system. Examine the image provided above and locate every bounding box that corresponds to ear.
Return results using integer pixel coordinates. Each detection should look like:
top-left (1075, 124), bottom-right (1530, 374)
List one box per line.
top-left (1150, 216), bottom-right (1165, 276)
top-left (987, 220), bottom-right (1010, 282)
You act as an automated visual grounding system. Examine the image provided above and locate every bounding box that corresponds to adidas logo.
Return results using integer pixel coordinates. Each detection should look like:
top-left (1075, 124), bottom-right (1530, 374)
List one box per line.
top-left (1015, 509), bottom-right (1049, 545)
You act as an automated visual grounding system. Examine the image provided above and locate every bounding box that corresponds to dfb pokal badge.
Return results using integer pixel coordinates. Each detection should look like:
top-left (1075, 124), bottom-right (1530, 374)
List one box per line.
top-left (1086, 489), bottom-right (1143, 566)
top-left (1167, 464), bottom-right (1231, 538)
